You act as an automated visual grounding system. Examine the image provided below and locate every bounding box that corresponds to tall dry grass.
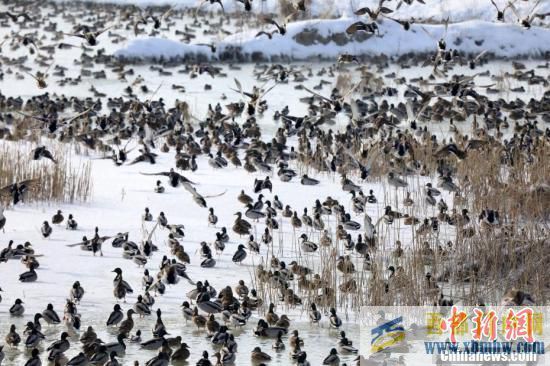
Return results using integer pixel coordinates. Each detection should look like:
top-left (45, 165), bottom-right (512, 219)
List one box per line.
top-left (0, 141), bottom-right (93, 205)
top-left (249, 132), bottom-right (549, 315)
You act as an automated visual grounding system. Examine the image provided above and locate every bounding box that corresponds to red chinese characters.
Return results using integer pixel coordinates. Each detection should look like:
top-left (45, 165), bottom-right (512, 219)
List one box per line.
top-left (504, 308), bottom-right (534, 343)
top-left (440, 306), bottom-right (468, 344)
top-left (471, 308), bottom-right (497, 341)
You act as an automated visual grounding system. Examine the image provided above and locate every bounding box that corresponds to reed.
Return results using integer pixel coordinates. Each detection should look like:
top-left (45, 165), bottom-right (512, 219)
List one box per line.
top-left (251, 130), bottom-right (549, 314)
top-left (0, 141), bottom-right (93, 205)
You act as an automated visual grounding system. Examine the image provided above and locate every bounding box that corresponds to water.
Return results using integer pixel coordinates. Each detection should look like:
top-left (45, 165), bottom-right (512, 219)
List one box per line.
top-left (0, 313), bottom-right (361, 365)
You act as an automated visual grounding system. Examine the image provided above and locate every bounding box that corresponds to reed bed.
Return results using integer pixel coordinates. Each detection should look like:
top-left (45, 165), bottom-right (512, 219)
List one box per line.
top-left (0, 141), bottom-right (93, 205)
top-left (249, 131), bottom-right (549, 317)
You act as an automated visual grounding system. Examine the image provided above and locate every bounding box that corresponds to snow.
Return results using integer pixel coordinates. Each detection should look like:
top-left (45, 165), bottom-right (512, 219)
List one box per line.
top-left (54, 0), bottom-right (550, 23)
top-left (0, 0), bottom-right (548, 364)
top-left (116, 18), bottom-right (550, 61)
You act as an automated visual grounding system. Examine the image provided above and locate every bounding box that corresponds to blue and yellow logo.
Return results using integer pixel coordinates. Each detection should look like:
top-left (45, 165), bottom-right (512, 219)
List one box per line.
top-left (371, 316), bottom-right (406, 353)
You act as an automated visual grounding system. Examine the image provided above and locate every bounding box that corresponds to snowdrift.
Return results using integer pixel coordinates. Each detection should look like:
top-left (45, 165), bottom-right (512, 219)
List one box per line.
top-left (115, 18), bottom-right (550, 62)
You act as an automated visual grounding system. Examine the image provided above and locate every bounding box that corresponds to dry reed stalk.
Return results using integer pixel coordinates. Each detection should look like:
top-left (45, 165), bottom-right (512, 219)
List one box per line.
top-left (0, 141), bottom-right (93, 205)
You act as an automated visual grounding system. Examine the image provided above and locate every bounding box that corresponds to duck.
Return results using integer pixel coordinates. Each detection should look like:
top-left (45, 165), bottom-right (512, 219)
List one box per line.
top-left (129, 330), bottom-right (142, 343)
top-left (192, 307), bottom-right (207, 329)
top-left (107, 304), bottom-right (123, 326)
top-left (251, 346), bottom-right (272, 362)
top-left (112, 267), bottom-right (133, 300)
top-left (70, 281), bottom-right (85, 303)
top-left (118, 309), bottom-right (136, 337)
top-left (289, 330), bottom-right (304, 349)
top-left (253, 194), bottom-right (265, 211)
top-left (146, 351), bottom-right (170, 366)
top-left (211, 325), bottom-right (229, 345)
top-left (52, 210), bottom-right (64, 224)
top-left (301, 208), bottom-right (313, 226)
top-left (41, 221), bottom-right (52, 238)
top-left (266, 303), bottom-right (279, 325)
top-left (134, 295), bottom-right (151, 317)
top-left (196, 350), bottom-right (212, 366)
top-left (0, 208), bottom-right (5, 233)
top-left (143, 207), bottom-right (153, 221)
top-left (403, 192), bottom-right (414, 206)
top-left (171, 342), bottom-right (190, 362)
top-left (343, 214), bottom-right (361, 230)
top-left (425, 182), bottom-right (441, 196)
top-left (247, 235), bottom-right (260, 253)
top-left (296, 352), bottom-right (311, 366)
top-left (104, 334), bottom-right (126, 356)
top-left (24, 323), bottom-right (45, 348)
top-left (309, 303), bottom-right (321, 323)
top-left (238, 190), bottom-right (253, 205)
top-left (6, 324), bottom-right (21, 347)
top-left (233, 212), bottom-right (251, 236)
top-left (338, 331), bottom-right (358, 354)
top-left (181, 301), bottom-right (193, 322)
top-left (219, 227), bottom-right (230, 243)
top-left (299, 234), bottom-right (318, 253)
top-left (42, 303), bottom-right (61, 324)
top-left (329, 308), bottom-right (342, 328)
top-left (232, 244), bottom-right (247, 264)
top-left (425, 190), bottom-right (436, 206)
top-left (276, 315), bottom-right (291, 329)
top-left (47, 332), bottom-right (70, 361)
top-left (272, 331), bottom-right (285, 350)
top-left (208, 208), bottom-right (218, 226)
top-left (67, 352), bottom-right (89, 366)
top-left (387, 172), bottom-right (408, 188)
top-left (367, 190), bottom-right (377, 203)
top-left (0, 241), bottom-right (13, 262)
top-left (152, 308), bottom-right (166, 337)
top-left (337, 255), bottom-right (355, 274)
top-left (342, 175), bottom-right (361, 192)
top-left (245, 204), bottom-right (265, 220)
top-left (254, 177), bottom-right (272, 193)
top-left (255, 319), bottom-right (288, 338)
top-left (31, 313), bottom-right (42, 331)
top-left (18, 261), bottom-right (38, 282)
top-left (105, 351), bottom-right (121, 366)
top-left (322, 348), bottom-right (340, 365)
top-left (112, 232), bottom-right (128, 248)
top-left (24, 348), bottom-right (41, 366)
top-left (154, 180), bottom-right (165, 193)
top-left (301, 174), bottom-right (320, 185)
top-left (157, 212), bottom-right (168, 227)
top-left (201, 253), bottom-right (216, 268)
top-left (80, 326), bottom-right (97, 344)
top-left (140, 335), bottom-right (166, 351)
top-left (197, 291), bottom-right (223, 314)
top-left (214, 349), bottom-right (236, 365)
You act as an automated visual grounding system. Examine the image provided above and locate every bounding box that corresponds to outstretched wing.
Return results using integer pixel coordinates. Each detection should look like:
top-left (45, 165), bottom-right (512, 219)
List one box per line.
top-left (139, 171), bottom-right (170, 177)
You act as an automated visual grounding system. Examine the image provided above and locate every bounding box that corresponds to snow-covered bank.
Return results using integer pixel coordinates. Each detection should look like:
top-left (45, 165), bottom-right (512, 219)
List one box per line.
top-left (115, 18), bottom-right (550, 62)
top-left (54, 0), bottom-right (550, 23)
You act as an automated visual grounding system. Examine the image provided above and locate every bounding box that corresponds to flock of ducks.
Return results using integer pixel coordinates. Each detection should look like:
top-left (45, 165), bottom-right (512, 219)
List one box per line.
top-left (0, 0), bottom-right (548, 365)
